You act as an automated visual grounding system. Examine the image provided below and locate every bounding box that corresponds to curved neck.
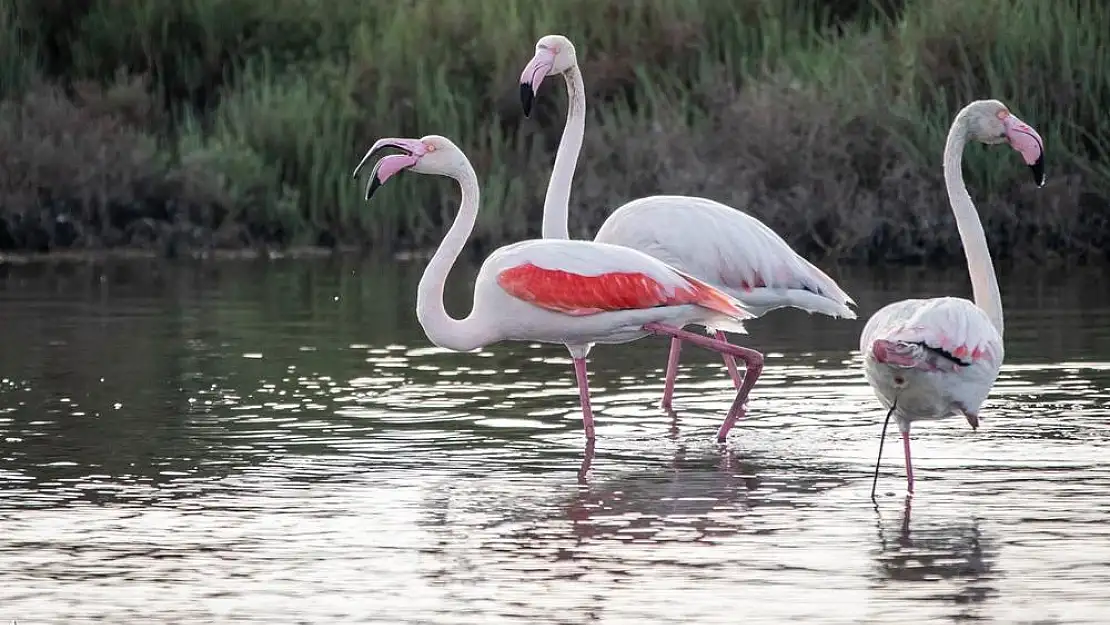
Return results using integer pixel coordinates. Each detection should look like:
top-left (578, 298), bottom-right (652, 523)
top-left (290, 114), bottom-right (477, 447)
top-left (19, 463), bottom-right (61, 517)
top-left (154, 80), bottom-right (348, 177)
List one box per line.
top-left (540, 65), bottom-right (585, 240)
top-left (415, 160), bottom-right (496, 351)
top-left (944, 108), bottom-right (1004, 336)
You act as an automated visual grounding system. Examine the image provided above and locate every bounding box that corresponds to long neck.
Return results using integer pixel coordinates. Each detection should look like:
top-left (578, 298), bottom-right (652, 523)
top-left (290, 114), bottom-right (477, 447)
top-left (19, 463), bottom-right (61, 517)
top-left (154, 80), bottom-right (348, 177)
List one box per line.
top-left (944, 110), bottom-right (1004, 336)
top-left (415, 160), bottom-right (495, 351)
top-left (540, 65), bottom-right (585, 240)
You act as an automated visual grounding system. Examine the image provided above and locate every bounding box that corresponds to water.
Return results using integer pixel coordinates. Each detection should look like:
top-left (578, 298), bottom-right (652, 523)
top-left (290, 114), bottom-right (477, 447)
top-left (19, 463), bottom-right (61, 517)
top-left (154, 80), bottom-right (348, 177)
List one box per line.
top-left (0, 258), bottom-right (1107, 624)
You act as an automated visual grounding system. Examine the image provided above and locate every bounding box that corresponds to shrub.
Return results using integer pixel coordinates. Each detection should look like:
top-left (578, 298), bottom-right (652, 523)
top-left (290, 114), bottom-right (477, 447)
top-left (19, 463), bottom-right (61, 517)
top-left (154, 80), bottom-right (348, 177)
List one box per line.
top-left (0, 0), bottom-right (1107, 263)
top-left (0, 80), bottom-right (174, 250)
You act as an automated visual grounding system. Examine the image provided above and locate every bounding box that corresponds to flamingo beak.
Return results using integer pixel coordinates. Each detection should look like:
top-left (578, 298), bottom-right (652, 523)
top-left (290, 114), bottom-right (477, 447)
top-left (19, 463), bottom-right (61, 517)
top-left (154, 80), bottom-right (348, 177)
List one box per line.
top-left (1003, 114), bottom-right (1045, 187)
top-left (352, 138), bottom-right (426, 200)
top-left (519, 49), bottom-right (555, 118)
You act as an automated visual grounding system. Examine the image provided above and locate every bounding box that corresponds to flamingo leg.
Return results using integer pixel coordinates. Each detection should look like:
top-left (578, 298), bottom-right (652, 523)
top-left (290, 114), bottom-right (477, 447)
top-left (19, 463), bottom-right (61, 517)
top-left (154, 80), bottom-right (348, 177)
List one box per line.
top-left (902, 431), bottom-right (914, 495)
top-left (661, 332), bottom-right (742, 409)
top-left (871, 402), bottom-right (897, 500)
top-left (715, 330), bottom-right (744, 389)
top-left (577, 437), bottom-right (596, 483)
top-left (660, 338), bottom-right (682, 410)
top-left (573, 357), bottom-right (596, 439)
top-left (643, 323), bottom-right (764, 442)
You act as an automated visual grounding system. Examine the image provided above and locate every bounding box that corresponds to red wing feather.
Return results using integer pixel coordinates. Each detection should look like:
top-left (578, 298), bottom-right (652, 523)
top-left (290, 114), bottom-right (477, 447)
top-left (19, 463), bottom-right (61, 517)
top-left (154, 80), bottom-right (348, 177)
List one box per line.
top-left (497, 262), bottom-right (745, 318)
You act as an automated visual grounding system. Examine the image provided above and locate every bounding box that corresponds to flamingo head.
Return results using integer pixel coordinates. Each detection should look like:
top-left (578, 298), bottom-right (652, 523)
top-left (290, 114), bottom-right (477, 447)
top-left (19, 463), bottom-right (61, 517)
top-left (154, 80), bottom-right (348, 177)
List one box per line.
top-left (964, 99), bottom-right (1046, 187)
top-left (519, 34), bottom-right (578, 118)
top-left (350, 134), bottom-right (464, 200)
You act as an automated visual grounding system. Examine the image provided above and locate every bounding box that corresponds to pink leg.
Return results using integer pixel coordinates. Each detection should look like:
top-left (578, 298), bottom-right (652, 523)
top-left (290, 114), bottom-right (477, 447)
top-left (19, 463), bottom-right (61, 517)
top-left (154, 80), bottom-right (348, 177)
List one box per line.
top-left (902, 431), bottom-right (914, 495)
top-left (643, 323), bottom-right (764, 442)
top-left (715, 330), bottom-right (743, 389)
top-left (577, 437), bottom-right (596, 483)
top-left (573, 357), bottom-right (596, 440)
top-left (660, 338), bottom-right (682, 409)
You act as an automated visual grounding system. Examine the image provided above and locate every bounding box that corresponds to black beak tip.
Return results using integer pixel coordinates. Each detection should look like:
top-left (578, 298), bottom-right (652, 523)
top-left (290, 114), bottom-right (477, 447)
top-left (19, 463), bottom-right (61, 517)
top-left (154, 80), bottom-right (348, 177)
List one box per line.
top-left (519, 83), bottom-right (534, 118)
top-left (1030, 153), bottom-right (1046, 188)
top-left (365, 176), bottom-right (382, 202)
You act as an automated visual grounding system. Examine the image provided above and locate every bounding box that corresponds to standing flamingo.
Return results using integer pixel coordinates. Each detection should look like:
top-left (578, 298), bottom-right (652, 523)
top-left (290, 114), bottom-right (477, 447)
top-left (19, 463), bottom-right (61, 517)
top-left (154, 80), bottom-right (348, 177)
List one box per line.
top-left (861, 99), bottom-right (1045, 497)
top-left (518, 34), bottom-right (856, 436)
top-left (351, 134), bottom-right (766, 441)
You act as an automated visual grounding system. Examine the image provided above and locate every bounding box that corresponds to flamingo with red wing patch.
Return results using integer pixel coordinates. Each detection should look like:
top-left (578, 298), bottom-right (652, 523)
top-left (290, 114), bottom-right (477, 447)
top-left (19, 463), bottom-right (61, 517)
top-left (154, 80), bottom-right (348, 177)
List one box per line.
top-left (353, 133), bottom-right (767, 445)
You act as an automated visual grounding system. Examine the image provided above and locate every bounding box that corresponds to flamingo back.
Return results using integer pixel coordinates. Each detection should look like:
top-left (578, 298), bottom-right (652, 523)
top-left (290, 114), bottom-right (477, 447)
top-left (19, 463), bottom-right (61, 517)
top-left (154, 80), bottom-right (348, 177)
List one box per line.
top-left (593, 195), bottom-right (856, 319)
top-left (859, 296), bottom-right (1004, 422)
top-left (860, 297), bottom-right (1003, 367)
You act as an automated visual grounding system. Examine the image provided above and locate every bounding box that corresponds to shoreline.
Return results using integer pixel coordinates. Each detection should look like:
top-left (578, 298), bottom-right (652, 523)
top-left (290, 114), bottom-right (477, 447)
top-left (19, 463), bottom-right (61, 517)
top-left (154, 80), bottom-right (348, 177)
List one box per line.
top-left (0, 244), bottom-right (1100, 274)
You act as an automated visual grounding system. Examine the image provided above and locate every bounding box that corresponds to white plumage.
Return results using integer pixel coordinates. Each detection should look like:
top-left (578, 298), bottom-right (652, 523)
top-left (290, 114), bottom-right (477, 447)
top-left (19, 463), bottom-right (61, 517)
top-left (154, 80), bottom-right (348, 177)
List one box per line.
top-left (353, 133), bottom-right (765, 443)
top-left (861, 296), bottom-right (1003, 423)
top-left (859, 98), bottom-right (1045, 495)
top-left (473, 238), bottom-right (753, 345)
top-left (520, 34), bottom-right (855, 420)
top-left (595, 195), bottom-right (857, 320)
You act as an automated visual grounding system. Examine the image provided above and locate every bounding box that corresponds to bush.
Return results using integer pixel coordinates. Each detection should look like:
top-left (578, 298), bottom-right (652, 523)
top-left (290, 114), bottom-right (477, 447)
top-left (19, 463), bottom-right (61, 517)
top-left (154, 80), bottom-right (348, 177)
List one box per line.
top-left (0, 0), bottom-right (1107, 263)
top-left (0, 79), bottom-right (174, 250)
top-left (0, 74), bottom-right (302, 252)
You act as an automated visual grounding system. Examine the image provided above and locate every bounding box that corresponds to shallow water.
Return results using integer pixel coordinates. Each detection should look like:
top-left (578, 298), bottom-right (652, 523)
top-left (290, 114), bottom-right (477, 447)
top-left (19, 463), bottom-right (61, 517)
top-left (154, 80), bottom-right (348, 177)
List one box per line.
top-left (0, 258), bottom-right (1107, 624)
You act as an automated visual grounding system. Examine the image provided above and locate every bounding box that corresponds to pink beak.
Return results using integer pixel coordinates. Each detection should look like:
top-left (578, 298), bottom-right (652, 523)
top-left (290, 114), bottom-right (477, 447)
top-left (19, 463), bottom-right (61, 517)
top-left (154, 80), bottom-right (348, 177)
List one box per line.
top-left (1003, 114), bottom-right (1045, 187)
top-left (519, 49), bottom-right (556, 118)
top-left (351, 137), bottom-right (426, 200)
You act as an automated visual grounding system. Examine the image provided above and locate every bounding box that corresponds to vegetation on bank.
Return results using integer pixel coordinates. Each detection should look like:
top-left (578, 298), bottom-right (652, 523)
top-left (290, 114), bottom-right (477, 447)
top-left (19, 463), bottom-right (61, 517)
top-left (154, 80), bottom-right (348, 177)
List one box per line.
top-left (1, 0), bottom-right (1108, 264)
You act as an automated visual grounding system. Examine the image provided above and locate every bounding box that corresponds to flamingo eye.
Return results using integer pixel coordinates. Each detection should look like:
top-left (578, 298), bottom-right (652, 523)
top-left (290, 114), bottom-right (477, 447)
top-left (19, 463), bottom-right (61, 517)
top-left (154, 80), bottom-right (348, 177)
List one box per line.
top-left (996, 109), bottom-right (1010, 120)
top-left (424, 143), bottom-right (436, 152)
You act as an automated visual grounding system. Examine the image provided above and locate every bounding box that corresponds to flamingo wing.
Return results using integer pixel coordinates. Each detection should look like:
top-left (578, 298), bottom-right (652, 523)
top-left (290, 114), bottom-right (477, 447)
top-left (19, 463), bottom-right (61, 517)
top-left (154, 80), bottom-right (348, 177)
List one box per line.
top-left (864, 297), bottom-right (1003, 369)
top-left (494, 239), bottom-right (751, 320)
top-left (594, 196), bottom-right (856, 318)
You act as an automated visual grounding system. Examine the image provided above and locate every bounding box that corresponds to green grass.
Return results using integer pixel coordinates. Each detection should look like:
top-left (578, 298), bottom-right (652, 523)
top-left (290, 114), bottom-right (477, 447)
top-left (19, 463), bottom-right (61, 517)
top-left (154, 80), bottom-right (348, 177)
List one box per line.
top-left (0, 0), bottom-right (1107, 263)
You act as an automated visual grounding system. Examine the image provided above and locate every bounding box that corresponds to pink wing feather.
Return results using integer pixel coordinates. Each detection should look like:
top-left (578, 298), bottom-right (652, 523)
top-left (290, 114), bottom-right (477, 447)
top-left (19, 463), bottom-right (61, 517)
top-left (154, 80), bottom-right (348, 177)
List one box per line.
top-left (492, 240), bottom-right (750, 319)
top-left (497, 263), bottom-right (745, 318)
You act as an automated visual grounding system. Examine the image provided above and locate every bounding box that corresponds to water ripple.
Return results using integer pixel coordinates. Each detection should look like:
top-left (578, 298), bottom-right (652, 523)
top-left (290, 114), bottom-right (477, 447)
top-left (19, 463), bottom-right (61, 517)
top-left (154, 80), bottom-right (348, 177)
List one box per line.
top-left (0, 261), bottom-right (1106, 623)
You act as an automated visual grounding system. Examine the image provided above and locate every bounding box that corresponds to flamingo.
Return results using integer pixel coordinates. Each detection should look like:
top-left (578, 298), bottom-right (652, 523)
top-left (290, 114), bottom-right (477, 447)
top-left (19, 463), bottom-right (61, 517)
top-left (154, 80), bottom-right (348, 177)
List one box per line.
top-left (861, 99), bottom-right (1045, 497)
top-left (351, 134), bottom-right (767, 441)
top-left (518, 34), bottom-right (856, 437)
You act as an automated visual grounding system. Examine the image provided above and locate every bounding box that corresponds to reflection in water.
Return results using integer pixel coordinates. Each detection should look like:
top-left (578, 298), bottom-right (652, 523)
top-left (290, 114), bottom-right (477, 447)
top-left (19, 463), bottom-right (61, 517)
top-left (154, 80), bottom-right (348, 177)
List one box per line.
top-left (873, 497), bottom-right (996, 621)
top-left (566, 443), bottom-right (849, 544)
top-left (0, 259), bottom-right (1107, 623)
top-left (412, 441), bottom-right (856, 623)
top-left (569, 444), bottom-right (759, 544)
